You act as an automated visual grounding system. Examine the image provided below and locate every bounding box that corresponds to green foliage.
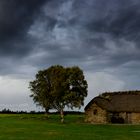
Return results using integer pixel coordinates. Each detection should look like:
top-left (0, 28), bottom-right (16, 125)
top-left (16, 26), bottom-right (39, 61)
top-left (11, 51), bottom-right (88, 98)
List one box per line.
top-left (29, 65), bottom-right (88, 116)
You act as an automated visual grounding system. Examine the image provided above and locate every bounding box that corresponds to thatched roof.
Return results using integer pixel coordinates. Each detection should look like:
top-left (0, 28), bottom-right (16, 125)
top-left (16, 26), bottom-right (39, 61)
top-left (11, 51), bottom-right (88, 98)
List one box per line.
top-left (85, 91), bottom-right (140, 112)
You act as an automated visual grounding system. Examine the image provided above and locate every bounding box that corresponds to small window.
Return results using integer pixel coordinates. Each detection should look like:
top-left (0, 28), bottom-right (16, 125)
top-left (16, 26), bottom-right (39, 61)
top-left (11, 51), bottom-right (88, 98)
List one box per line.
top-left (93, 109), bottom-right (98, 115)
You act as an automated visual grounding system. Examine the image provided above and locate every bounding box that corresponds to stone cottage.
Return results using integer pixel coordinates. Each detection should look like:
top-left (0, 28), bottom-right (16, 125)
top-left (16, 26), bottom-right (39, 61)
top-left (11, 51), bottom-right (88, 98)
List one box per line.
top-left (85, 91), bottom-right (140, 124)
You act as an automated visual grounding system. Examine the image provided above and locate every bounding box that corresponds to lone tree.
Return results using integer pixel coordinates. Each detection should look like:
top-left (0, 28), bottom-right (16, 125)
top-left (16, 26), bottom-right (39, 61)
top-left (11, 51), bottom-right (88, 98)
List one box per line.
top-left (29, 65), bottom-right (88, 122)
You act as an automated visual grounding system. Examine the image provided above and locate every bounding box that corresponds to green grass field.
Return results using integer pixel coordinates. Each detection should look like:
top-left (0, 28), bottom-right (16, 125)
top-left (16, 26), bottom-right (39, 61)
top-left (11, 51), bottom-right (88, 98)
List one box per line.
top-left (0, 114), bottom-right (139, 140)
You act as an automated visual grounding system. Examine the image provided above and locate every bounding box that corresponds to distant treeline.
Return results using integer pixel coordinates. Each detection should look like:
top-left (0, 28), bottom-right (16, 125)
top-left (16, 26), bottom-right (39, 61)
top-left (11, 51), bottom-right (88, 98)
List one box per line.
top-left (0, 108), bottom-right (84, 115)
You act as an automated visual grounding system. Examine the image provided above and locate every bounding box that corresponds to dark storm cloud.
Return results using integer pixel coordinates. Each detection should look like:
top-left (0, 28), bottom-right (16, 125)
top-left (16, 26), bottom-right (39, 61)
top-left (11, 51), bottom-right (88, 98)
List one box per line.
top-left (71, 0), bottom-right (140, 67)
top-left (0, 0), bottom-right (48, 56)
top-left (0, 0), bottom-right (47, 39)
top-left (86, 0), bottom-right (140, 41)
top-left (0, 0), bottom-right (140, 79)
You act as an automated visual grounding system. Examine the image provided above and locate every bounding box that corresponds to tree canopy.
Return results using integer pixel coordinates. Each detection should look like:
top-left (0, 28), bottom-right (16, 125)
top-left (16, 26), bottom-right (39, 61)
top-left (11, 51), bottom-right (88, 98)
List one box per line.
top-left (29, 65), bottom-right (88, 122)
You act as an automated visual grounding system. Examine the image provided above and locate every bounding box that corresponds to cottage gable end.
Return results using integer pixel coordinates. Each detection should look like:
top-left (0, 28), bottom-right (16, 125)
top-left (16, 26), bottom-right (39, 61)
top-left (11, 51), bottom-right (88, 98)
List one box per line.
top-left (85, 102), bottom-right (107, 123)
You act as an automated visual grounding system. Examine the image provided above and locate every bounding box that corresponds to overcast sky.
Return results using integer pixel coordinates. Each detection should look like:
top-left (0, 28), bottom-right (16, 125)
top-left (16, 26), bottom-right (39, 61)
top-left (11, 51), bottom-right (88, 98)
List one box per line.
top-left (0, 0), bottom-right (140, 111)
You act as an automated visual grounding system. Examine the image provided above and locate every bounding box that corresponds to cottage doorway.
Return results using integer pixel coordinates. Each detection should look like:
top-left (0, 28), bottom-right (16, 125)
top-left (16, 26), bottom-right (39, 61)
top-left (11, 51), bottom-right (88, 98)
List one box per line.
top-left (110, 112), bottom-right (124, 124)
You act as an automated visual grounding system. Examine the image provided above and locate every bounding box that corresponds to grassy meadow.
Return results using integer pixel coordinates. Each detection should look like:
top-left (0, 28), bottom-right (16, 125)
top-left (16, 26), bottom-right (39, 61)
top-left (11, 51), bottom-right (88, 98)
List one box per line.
top-left (0, 114), bottom-right (139, 140)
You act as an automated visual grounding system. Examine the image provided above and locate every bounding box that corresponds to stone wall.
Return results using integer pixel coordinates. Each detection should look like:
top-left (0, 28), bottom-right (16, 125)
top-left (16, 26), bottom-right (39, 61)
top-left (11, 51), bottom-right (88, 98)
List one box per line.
top-left (85, 103), bottom-right (107, 123)
top-left (131, 113), bottom-right (140, 124)
top-left (112, 112), bottom-right (140, 124)
top-left (85, 103), bottom-right (140, 124)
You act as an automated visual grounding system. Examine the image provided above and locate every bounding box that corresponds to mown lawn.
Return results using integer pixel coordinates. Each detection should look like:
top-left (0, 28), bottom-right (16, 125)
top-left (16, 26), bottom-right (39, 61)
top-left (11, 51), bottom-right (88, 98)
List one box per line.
top-left (0, 114), bottom-right (139, 140)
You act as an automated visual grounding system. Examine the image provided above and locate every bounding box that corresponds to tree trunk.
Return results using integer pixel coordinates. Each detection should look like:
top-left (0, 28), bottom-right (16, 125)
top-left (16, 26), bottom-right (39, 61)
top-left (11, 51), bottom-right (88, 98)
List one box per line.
top-left (45, 108), bottom-right (49, 118)
top-left (60, 110), bottom-right (64, 123)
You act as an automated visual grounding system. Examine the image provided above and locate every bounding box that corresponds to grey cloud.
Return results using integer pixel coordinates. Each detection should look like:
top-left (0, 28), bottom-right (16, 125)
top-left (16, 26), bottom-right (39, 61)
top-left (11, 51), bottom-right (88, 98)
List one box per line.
top-left (0, 0), bottom-right (139, 82)
top-left (0, 0), bottom-right (47, 40)
top-left (85, 0), bottom-right (140, 42)
top-left (0, 0), bottom-right (49, 57)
